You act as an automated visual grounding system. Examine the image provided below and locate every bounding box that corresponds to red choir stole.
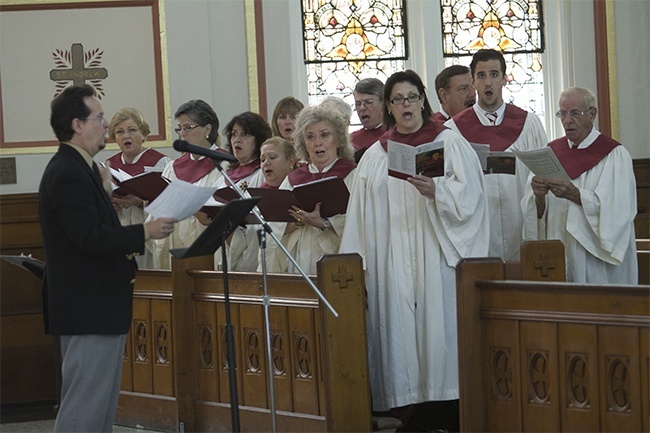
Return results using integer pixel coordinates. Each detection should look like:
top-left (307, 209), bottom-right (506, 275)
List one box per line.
top-left (432, 111), bottom-right (449, 125)
top-left (549, 135), bottom-right (620, 179)
top-left (288, 158), bottom-right (357, 186)
top-left (350, 126), bottom-right (386, 151)
top-left (452, 104), bottom-right (528, 151)
top-left (172, 153), bottom-right (218, 183)
top-left (226, 159), bottom-right (261, 184)
top-left (380, 120), bottom-right (448, 151)
top-left (106, 148), bottom-right (167, 176)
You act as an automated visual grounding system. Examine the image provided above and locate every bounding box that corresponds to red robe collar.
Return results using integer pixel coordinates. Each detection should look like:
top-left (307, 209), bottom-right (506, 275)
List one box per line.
top-left (452, 104), bottom-right (527, 151)
top-left (259, 181), bottom-right (279, 189)
top-left (172, 153), bottom-right (216, 183)
top-left (106, 148), bottom-right (167, 176)
top-left (350, 126), bottom-right (386, 151)
top-left (288, 158), bottom-right (356, 186)
top-left (226, 159), bottom-right (261, 183)
top-left (549, 135), bottom-right (620, 179)
top-left (380, 120), bottom-right (448, 150)
top-left (432, 111), bottom-right (449, 124)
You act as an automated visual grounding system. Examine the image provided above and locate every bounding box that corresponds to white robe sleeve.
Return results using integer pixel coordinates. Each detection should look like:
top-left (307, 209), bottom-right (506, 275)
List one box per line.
top-left (428, 130), bottom-right (490, 266)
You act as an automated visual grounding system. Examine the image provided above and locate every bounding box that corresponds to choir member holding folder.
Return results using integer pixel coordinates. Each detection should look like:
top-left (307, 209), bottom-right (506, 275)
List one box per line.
top-left (210, 112), bottom-right (271, 271)
top-left (264, 104), bottom-right (356, 275)
top-left (106, 108), bottom-right (171, 268)
top-left (148, 100), bottom-right (225, 269)
top-left (339, 70), bottom-right (488, 431)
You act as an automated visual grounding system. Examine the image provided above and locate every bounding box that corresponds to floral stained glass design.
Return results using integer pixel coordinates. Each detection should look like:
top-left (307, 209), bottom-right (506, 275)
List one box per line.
top-left (302, 0), bottom-right (407, 124)
top-left (440, 0), bottom-right (546, 122)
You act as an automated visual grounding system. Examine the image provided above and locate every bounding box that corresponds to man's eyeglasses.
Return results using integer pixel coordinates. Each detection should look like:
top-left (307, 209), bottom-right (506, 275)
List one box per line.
top-left (389, 93), bottom-right (423, 106)
top-left (83, 114), bottom-right (106, 123)
top-left (228, 131), bottom-right (253, 140)
top-left (555, 109), bottom-right (592, 119)
top-left (354, 98), bottom-right (380, 109)
top-left (174, 124), bottom-right (201, 135)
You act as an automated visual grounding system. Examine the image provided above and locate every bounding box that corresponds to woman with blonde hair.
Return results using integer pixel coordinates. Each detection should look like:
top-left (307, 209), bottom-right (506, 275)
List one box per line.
top-left (265, 104), bottom-right (356, 274)
top-left (106, 107), bottom-right (171, 267)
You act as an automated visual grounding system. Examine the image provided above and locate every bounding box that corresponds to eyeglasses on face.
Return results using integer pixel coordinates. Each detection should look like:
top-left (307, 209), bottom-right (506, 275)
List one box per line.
top-left (228, 131), bottom-right (253, 140)
top-left (115, 127), bottom-right (141, 137)
top-left (354, 98), bottom-right (380, 109)
top-left (389, 93), bottom-right (424, 106)
top-left (83, 114), bottom-right (107, 123)
top-left (555, 109), bottom-right (591, 119)
top-left (174, 124), bottom-right (201, 135)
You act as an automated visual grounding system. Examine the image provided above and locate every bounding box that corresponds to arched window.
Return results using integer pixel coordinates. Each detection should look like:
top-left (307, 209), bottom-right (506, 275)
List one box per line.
top-left (301, 0), bottom-right (407, 126)
top-left (440, 0), bottom-right (546, 123)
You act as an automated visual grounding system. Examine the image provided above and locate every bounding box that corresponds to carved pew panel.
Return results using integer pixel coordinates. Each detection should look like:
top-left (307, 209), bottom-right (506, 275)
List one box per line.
top-left (457, 252), bottom-right (650, 433)
top-left (116, 254), bottom-right (371, 433)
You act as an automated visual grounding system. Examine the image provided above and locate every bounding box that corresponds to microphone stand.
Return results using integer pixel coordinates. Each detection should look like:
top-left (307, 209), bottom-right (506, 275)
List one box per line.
top-left (209, 157), bottom-right (338, 433)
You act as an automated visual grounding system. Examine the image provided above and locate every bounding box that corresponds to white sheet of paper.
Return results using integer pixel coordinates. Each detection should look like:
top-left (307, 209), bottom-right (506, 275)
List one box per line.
top-left (144, 178), bottom-right (218, 220)
top-left (511, 147), bottom-right (570, 180)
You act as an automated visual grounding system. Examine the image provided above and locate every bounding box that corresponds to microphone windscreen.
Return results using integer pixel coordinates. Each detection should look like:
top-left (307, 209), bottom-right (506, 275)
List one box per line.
top-left (173, 140), bottom-right (189, 152)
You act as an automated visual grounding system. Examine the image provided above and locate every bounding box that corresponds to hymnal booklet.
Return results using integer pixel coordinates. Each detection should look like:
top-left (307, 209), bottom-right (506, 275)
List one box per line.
top-left (247, 176), bottom-right (349, 222)
top-left (511, 147), bottom-right (570, 180)
top-left (471, 143), bottom-right (516, 175)
top-left (387, 140), bottom-right (445, 179)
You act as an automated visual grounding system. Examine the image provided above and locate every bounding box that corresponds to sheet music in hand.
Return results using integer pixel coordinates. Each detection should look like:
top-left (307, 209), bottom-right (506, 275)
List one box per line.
top-left (511, 147), bottom-right (570, 180)
top-left (247, 176), bottom-right (350, 222)
top-left (144, 178), bottom-right (218, 220)
top-left (387, 139), bottom-right (445, 179)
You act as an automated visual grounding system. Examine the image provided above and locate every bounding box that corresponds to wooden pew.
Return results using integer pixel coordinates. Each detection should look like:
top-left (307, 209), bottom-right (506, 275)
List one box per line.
top-left (456, 241), bottom-right (650, 432)
top-left (116, 253), bottom-right (371, 432)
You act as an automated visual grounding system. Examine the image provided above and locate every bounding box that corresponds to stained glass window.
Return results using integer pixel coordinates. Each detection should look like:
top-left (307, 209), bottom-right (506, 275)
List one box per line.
top-left (301, 0), bottom-right (407, 126)
top-left (440, 0), bottom-right (546, 122)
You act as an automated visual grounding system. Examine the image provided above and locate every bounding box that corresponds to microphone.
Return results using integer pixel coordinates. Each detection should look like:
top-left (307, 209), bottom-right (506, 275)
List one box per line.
top-left (173, 140), bottom-right (238, 163)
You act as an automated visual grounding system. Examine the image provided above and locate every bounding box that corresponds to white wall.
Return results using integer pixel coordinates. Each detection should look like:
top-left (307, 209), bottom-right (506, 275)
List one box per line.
top-left (614, 0), bottom-right (650, 158)
top-left (1, 0), bottom-right (647, 195)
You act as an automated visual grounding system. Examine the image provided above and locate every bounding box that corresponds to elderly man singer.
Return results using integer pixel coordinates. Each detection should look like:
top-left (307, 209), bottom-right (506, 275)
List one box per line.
top-left (521, 87), bottom-right (638, 284)
top-left (432, 64), bottom-right (476, 123)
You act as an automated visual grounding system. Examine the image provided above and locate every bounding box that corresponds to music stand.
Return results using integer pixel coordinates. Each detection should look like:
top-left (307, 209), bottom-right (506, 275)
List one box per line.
top-left (170, 198), bottom-right (259, 259)
top-left (0, 255), bottom-right (61, 407)
top-left (170, 197), bottom-right (259, 432)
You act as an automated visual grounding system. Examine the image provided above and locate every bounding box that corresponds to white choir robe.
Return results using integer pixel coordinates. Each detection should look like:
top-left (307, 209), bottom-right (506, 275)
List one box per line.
top-left (214, 168), bottom-right (265, 272)
top-left (147, 158), bottom-right (224, 270)
top-left (446, 105), bottom-right (547, 260)
top-left (113, 151), bottom-right (171, 268)
top-left (521, 133), bottom-right (638, 284)
top-left (339, 130), bottom-right (489, 411)
top-left (263, 161), bottom-right (357, 275)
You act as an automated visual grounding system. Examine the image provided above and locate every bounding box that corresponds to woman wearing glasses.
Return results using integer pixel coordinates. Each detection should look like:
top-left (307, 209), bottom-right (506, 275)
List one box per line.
top-left (106, 108), bottom-right (171, 268)
top-left (339, 70), bottom-right (489, 431)
top-left (149, 99), bottom-right (226, 269)
top-left (265, 103), bottom-right (356, 275)
top-left (210, 111), bottom-right (272, 271)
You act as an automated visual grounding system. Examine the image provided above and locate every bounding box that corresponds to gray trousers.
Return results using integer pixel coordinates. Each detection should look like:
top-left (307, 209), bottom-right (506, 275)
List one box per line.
top-left (54, 334), bottom-right (126, 433)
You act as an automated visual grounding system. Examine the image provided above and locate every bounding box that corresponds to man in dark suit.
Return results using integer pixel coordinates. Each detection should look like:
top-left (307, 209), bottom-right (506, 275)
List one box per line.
top-left (39, 85), bottom-right (176, 432)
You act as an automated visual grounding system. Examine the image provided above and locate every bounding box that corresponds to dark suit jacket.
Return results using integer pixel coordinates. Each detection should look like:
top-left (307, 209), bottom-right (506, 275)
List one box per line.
top-left (39, 144), bottom-right (145, 335)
